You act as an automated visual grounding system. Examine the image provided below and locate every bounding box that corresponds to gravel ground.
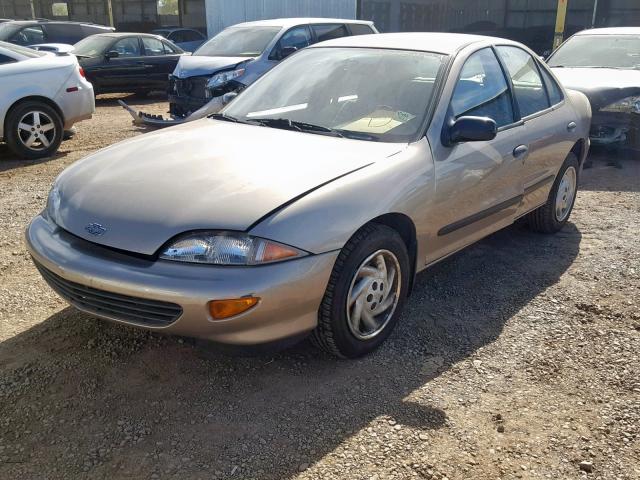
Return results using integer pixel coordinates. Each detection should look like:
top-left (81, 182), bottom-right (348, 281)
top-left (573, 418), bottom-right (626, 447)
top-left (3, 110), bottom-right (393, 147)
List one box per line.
top-left (0, 96), bottom-right (638, 480)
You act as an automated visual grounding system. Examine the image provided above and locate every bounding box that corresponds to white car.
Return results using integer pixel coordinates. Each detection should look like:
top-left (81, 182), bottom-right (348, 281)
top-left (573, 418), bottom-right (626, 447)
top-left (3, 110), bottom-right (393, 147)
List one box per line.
top-left (0, 41), bottom-right (94, 159)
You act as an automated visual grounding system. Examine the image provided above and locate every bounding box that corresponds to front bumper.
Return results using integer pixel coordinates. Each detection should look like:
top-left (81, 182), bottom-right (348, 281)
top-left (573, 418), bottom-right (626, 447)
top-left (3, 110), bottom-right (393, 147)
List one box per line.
top-left (590, 111), bottom-right (640, 150)
top-left (168, 75), bottom-right (244, 117)
top-left (26, 215), bottom-right (338, 345)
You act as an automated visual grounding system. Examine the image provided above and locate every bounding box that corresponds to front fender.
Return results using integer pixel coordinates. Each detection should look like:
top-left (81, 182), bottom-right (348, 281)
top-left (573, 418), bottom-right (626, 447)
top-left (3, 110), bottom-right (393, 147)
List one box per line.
top-left (249, 138), bottom-right (436, 257)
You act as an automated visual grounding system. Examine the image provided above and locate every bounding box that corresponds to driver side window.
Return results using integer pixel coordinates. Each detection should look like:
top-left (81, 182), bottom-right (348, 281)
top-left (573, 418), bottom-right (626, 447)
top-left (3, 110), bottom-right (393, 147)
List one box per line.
top-left (272, 26), bottom-right (311, 60)
top-left (112, 37), bottom-right (141, 57)
top-left (450, 48), bottom-right (515, 128)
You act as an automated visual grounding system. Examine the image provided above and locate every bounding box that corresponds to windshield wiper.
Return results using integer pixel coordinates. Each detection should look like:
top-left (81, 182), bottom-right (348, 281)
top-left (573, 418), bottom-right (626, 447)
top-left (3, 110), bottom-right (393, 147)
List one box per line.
top-left (208, 113), bottom-right (243, 123)
top-left (248, 118), bottom-right (345, 138)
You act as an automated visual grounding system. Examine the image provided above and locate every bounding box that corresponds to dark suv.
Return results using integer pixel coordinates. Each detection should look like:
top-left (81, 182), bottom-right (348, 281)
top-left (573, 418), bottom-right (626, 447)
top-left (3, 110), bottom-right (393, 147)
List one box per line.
top-left (0, 20), bottom-right (114, 46)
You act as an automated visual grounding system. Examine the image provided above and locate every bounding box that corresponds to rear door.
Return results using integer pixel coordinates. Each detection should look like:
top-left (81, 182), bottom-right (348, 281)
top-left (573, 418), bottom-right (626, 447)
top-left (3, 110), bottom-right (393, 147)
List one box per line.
top-left (495, 45), bottom-right (576, 216)
top-left (140, 36), bottom-right (182, 89)
top-left (427, 47), bottom-right (525, 264)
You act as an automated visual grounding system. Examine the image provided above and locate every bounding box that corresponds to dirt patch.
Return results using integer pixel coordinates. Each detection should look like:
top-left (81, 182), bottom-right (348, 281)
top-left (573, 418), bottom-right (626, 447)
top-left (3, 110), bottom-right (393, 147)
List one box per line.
top-left (0, 99), bottom-right (638, 480)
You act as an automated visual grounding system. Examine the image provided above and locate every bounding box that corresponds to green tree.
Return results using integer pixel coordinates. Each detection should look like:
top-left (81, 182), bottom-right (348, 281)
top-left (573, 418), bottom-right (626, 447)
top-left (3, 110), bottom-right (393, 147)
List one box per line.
top-left (158, 0), bottom-right (179, 16)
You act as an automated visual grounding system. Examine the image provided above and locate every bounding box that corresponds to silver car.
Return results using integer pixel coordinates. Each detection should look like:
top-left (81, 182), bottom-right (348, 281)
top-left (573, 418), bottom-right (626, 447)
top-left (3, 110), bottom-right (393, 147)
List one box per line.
top-left (27, 33), bottom-right (591, 358)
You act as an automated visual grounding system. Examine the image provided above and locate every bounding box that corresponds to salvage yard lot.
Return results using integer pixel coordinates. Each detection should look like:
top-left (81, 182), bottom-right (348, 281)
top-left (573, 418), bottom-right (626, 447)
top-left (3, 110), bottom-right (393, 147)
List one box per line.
top-left (0, 96), bottom-right (638, 480)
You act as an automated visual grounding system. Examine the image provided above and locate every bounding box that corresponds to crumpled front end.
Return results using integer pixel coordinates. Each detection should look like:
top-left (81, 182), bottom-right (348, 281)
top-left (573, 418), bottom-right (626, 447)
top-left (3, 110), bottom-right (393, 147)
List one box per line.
top-left (590, 109), bottom-right (640, 150)
top-left (168, 76), bottom-right (246, 118)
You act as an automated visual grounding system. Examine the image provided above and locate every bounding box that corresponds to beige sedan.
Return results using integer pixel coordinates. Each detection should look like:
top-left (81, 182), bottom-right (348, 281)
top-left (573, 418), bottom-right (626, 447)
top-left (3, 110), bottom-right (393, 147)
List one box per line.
top-left (27, 33), bottom-right (591, 358)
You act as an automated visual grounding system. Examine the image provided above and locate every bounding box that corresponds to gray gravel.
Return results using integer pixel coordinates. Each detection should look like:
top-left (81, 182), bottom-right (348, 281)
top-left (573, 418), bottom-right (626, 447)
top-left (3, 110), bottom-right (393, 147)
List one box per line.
top-left (0, 96), bottom-right (639, 479)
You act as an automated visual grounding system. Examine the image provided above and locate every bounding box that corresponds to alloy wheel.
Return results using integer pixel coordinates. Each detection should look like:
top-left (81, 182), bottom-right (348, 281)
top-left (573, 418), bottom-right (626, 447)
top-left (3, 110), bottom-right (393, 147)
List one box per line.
top-left (17, 110), bottom-right (57, 152)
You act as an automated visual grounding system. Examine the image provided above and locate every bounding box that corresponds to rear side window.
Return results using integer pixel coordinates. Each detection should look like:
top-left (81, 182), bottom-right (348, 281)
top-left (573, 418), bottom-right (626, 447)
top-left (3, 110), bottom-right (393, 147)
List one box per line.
top-left (46, 23), bottom-right (82, 43)
top-left (539, 65), bottom-right (564, 105)
top-left (312, 24), bottom-right (349, 42)
top-left (0, 53), bottom-right (16, 64)
top-left (169, 30), bottom-right (186, 43)
top-left (451, 48), bottom-right (515, 128)
top-left (162, 41), bottom-right (181, 54)
top-left (349, 24), bottom-right (375, 36)
top-left (182, 30), bottom-right (203, 42)
top-left (496, 46), bottom-right (550, 118)
top-left (142, 37), bottom-right (165, 56)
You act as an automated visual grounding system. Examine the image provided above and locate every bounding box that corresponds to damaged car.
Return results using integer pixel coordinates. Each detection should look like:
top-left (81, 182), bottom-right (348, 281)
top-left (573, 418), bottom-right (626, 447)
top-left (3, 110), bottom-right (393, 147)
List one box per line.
top-left (547, 27), bottom-right (640, 152)
top-left (167, 18), bottom-right (378, 120)
top-left (28, 33), bottom-right (591, 358)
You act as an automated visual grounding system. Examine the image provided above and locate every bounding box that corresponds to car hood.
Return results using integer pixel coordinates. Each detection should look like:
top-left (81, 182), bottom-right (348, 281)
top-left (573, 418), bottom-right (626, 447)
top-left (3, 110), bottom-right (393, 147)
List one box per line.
top-left (172, 54), bottom-right (253, 78)
top-left (54, 119), bottom-right (405, 255)
top-left (551, 67), bottom-right (640, 110)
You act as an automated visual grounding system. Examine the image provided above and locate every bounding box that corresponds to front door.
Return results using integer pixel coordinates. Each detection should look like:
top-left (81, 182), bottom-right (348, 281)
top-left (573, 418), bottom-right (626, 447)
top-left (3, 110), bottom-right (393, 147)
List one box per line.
top-left (426, 47), bottom-right (525, 264)
top-left (100, 37), bottom-right (146, 91)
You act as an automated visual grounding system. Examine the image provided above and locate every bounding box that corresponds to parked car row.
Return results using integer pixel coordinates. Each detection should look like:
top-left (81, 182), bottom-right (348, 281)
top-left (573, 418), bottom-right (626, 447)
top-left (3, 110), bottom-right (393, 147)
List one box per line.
top-left (25, 31), bottom-right (592, 358)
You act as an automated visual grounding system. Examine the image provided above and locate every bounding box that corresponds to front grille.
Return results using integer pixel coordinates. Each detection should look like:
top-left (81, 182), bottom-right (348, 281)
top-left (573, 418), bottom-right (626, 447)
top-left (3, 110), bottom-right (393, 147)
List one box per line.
top-left (36, 263), bottom-right (182, 327)
top-left (170, 75), bottom-right (208, 99)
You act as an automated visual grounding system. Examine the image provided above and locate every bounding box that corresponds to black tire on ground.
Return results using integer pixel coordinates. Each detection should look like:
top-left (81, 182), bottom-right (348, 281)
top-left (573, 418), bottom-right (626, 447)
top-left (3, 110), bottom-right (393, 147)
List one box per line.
top-left (311, 223), bottom-right (410, 358)
top-left (5, 100), bottom-right (63, 160)
top-left (527, 152), bottom-right (579, 233)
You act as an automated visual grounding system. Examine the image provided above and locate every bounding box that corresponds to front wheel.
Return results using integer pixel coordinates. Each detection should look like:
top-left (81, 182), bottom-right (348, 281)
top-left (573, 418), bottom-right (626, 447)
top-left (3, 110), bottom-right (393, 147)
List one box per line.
top-left (312, 224), bottom-right (410, 358)
top-left (5, 101), bottom-right (63, 160)
top-left (527, 152), bottom-right (579, 233)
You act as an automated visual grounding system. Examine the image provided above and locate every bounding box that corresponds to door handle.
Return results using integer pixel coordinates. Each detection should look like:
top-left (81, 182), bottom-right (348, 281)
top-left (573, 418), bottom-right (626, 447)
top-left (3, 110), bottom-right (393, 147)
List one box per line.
top-left (567, 121), bottom-right (577, 132)
top-left (513, 145), bottom-right (529, 158)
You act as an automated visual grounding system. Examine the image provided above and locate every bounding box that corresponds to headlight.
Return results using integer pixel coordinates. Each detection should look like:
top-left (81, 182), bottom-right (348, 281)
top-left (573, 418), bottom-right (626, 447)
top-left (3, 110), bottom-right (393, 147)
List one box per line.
top-left (206, 68), bottom-right (245, 89)
top-left (45, 186), bottom-right (61, 224)
top-left (159, 232), bottom-right (308, 265)
top-left (601, 95), bottom-right (640, 114)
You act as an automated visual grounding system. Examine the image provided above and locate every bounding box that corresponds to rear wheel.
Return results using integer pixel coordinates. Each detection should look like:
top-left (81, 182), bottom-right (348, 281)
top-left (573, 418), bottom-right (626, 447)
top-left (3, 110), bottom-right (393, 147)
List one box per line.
top-left (312, 224), bottom-right (410, 358)
top-left (527, 153), bottom-right (579, 233)
top-left (5, 101), bottom-right (63, 160)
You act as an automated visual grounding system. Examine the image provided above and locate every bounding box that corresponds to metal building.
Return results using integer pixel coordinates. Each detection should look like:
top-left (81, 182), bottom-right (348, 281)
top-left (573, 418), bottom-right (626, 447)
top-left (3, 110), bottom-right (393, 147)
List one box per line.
top-left (204, 0), bottom-right (357, 37)
top-left (358, 0), bottom-right (640, 53)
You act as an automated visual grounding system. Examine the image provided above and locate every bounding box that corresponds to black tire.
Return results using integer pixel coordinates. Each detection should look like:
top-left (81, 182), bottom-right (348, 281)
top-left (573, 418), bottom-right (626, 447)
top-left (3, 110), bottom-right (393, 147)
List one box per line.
top-left (5, 100), bottom-right (63, 160)
top-left (312, 223), bottom-right (410, 358)
top-left (527, 152), bottom-right (579, 233)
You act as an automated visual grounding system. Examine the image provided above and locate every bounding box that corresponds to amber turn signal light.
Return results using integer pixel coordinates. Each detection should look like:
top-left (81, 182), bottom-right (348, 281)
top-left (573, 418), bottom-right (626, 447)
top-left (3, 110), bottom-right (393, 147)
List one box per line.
top-left (208, 297), bottom-right (259, 320)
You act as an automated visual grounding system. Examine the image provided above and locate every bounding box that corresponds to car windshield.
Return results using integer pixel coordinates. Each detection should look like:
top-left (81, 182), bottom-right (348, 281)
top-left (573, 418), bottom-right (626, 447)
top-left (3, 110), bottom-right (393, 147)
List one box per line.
top-left (224, 47), bottom-right (445, 143)
top-left (548, 35), bottom-right (640, 69)
top-left (0, 39), bottom-right (46, 58)
top-left (152, 30), bottom-right (170, 38)
top-left (73, 35), bottom-right (114, 57)
top-left (194, 26), bottom-right (280, 57)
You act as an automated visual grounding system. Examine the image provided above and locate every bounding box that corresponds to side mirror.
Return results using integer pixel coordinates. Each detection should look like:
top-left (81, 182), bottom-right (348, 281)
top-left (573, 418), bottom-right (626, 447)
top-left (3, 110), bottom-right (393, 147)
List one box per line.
top-left (105, 50), bottom-right (119, 59)
top-left (448, 116), bottom-right (497, 144)
top-left (221, 91), bottom-right (238, 105)
top-left (278, 46), bottom-right (297, 60)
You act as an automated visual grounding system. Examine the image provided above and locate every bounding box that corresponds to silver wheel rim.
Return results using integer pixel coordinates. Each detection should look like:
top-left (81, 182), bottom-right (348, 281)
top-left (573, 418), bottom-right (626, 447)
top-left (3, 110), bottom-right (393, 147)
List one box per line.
top-left (554, 166), bottom-right (577, 222)
top-left (346, 249), bottom-right (401, 341)
top-left (17, 110), bottom-right (56, 151)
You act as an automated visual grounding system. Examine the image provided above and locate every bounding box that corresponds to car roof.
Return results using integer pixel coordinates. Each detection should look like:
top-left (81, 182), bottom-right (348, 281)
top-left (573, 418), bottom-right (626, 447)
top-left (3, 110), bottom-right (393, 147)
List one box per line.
top-left (152, 27), bottom-right (200, 32)
top-left (310, 32), bottom-right (520, 55)
top-left (95, 32), bottom-right (165, 38)
top-left (231, 17), bottom-right (374, 29)
top-left (574, 27), bottom-right (640, 36)
top-left (5, 20), bottom-right (112, 28)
